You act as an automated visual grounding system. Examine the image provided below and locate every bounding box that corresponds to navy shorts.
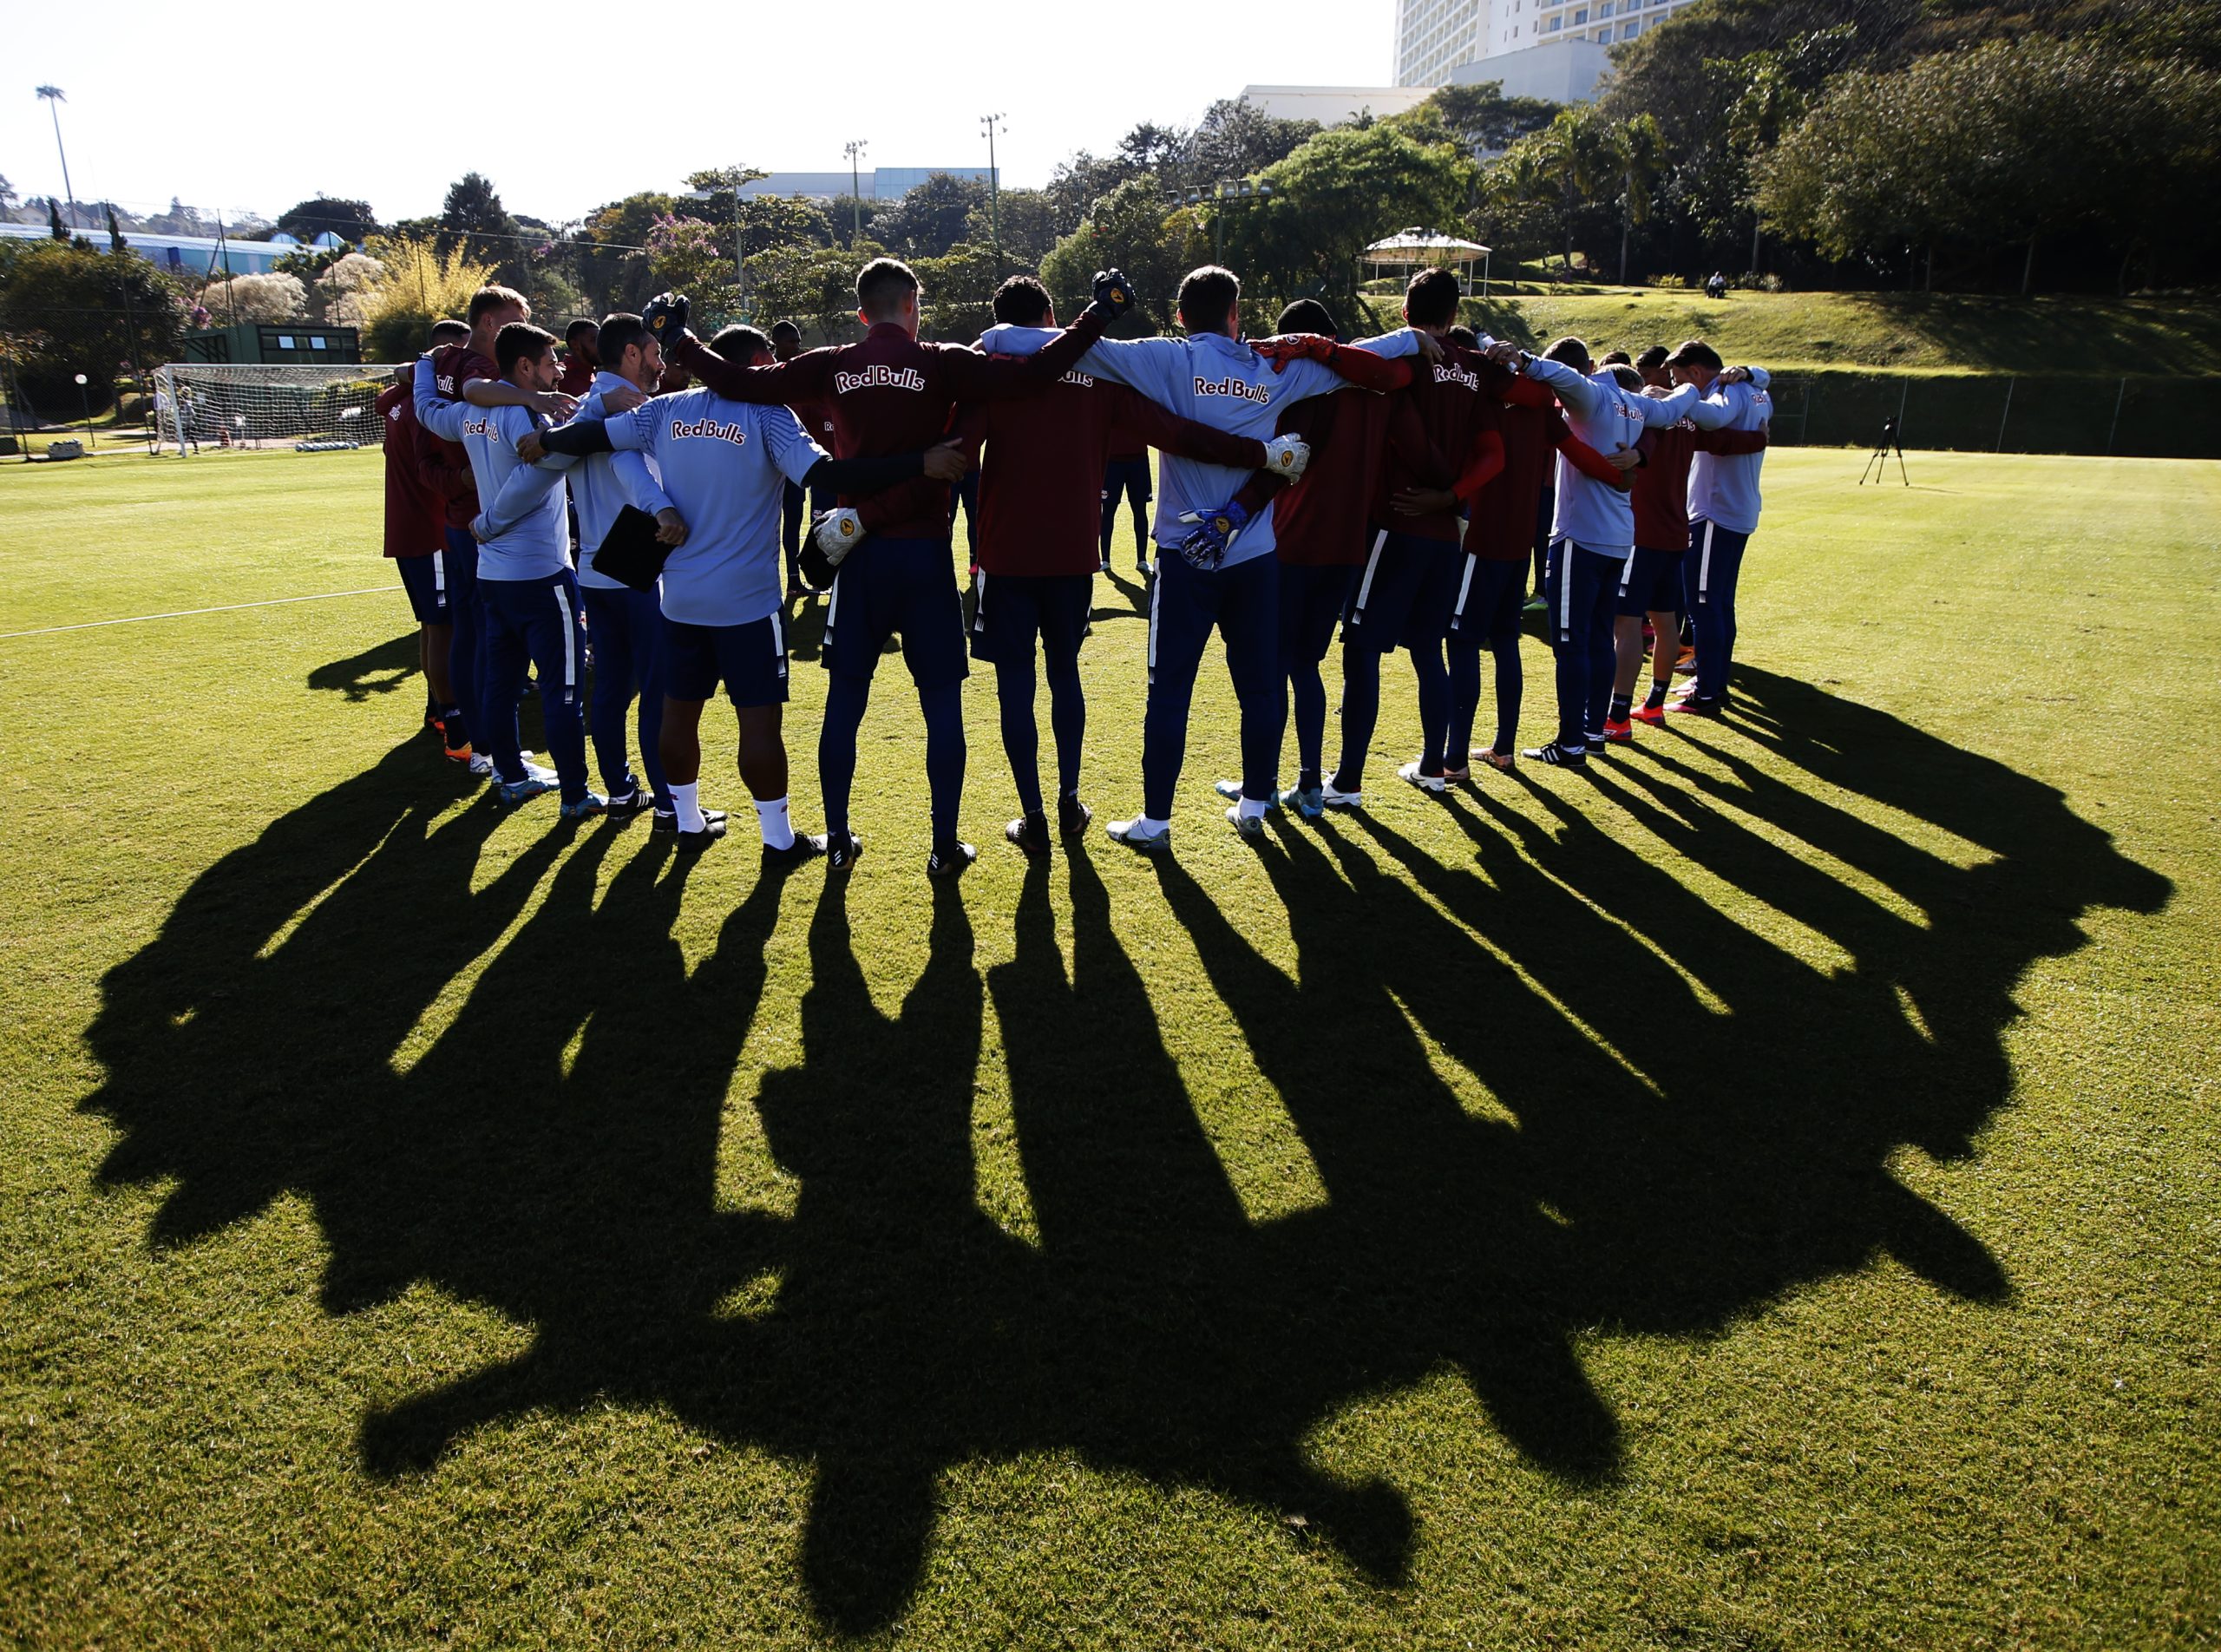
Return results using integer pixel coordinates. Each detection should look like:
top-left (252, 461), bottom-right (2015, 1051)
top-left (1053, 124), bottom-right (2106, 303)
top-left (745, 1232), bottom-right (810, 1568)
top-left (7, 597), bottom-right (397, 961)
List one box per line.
top-left (1344, 527), bottom-right (1460, 653)
top-left (664, 612), bottom-right (790, 708)
top-left (1447, 554), bottom-right (1527, 647)
top-left (395, 550), bottom-right (451, 624)
top-left (1616, 547), bottom-right (1686, 619)
top-left (819, 534), bottom-right (968, 688)
top-left (1278, 560), bottom-right (1358, 672)
top-left (970, 570), bottom-right (1091, 667)
top-left (1102, 455), bottom-right (1152, 505)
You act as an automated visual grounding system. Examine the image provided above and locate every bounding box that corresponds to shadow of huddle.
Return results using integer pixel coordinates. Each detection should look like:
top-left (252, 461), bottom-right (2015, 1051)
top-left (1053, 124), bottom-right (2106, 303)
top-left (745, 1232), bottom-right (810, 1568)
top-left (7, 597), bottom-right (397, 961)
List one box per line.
top-left (77, 667), bottom-right (2167, 1632)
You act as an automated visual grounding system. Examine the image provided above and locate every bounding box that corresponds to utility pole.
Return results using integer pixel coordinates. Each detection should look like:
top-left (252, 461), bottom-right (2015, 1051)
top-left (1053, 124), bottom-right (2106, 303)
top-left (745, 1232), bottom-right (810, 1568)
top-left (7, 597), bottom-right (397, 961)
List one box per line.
top-left (36, 88), bottom-right (75, 229)
top-left (980, 113), bottom-right (1006, 279)
top-left (844, 140), bottom-right (868, 246)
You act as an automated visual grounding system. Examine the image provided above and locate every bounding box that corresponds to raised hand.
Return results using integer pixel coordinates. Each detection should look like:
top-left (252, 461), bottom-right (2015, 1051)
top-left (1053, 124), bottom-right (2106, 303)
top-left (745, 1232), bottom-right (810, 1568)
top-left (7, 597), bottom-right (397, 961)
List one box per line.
top-left (1091, 267), bottom-right (1134, 321)
top-left (642, 292), bottom-right (691, 351)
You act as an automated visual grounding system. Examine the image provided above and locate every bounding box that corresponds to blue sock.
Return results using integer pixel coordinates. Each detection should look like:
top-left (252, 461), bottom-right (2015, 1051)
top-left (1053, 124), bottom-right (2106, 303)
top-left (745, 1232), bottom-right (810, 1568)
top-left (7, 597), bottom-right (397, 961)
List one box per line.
top-left (1290, 663), bottom-right (1327, 790)
top-left (1493, 639), bottom-right (1523, 755)
top-left (921, 680), bottom-right (966, 846)
top-left (819, 672), bottom-right (870, 836)
top-left (1446, 640), bottom-right (1481, 764)
top-left (1413, 642), bottom-right (1450, 774)
top-left (995, 658), bottom-right (1042, 816)
top-left (1045, 650), bottom-right (1085, 800)
top-left (1333, 646), bottom-right (1380, 792)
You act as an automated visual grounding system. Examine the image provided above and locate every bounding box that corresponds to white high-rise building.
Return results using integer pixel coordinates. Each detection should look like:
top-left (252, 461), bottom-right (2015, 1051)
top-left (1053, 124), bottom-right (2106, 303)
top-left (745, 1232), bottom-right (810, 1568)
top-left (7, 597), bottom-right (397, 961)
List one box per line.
top-left (1394, 0), bottom-right (1700, 87)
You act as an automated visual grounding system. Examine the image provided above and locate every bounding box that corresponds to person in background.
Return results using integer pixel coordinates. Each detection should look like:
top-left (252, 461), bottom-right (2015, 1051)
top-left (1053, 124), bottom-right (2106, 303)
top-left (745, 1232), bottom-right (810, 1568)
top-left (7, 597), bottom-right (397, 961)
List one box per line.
top-left (557, 319), bottom-right (599, 397)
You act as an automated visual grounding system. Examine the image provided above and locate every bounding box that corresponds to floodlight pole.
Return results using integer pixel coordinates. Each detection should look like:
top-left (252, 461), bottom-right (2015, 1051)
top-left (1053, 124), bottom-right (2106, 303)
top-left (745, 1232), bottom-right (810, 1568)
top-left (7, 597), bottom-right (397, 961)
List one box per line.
top-left (36, 88), bottom-right (77, 230)
top-left (980, 114), bottom-right (1006, 279)
top-left (74, 371), bottom-right (93, 449)
top-left (844, 140), bottom-right (868, 246)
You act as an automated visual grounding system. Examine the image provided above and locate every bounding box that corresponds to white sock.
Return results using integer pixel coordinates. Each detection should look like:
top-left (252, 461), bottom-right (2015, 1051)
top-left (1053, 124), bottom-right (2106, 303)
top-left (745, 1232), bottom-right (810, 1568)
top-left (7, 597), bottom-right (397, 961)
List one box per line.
top-left (672, 781), bottom-right (705, 834)
top-left (755, 795), bottom-right (796, 851)
top-left (1237, 795), bottom-right (1268, 821)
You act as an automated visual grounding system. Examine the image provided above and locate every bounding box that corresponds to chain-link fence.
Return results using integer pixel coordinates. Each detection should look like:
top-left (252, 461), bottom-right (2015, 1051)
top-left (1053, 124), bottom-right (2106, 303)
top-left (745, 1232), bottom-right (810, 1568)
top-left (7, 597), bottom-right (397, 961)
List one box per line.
top-left (1761, 371), bottom-right (2212, 459)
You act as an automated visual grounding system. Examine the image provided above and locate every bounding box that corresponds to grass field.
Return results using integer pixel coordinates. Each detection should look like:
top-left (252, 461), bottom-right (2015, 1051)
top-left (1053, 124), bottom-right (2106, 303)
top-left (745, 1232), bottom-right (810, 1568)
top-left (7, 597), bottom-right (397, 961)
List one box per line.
top-left (3, 447), bottom-right (2218, 1649)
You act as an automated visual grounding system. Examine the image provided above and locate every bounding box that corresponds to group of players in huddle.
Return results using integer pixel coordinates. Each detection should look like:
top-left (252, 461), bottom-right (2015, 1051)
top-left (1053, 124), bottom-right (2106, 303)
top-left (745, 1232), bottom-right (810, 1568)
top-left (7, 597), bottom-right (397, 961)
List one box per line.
top-left (372, 253), bottom-right (1771, 877)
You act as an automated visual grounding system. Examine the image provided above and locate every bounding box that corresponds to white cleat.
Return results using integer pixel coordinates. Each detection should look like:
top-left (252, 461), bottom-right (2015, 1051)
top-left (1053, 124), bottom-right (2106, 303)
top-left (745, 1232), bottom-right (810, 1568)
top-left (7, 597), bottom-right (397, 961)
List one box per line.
top-left (1320, 779), bottom-right (1365, 810)
top-left (1106, 816), bottom-right (1170, 853)
top-left (1397, 761), bottom-right (1447, 794)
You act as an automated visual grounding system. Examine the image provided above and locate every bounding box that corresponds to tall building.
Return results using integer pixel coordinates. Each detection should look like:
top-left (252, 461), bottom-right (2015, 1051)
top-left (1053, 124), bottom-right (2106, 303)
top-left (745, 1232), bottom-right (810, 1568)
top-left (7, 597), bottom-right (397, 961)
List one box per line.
top-left (1394, 0), bottom-right (1699, 86)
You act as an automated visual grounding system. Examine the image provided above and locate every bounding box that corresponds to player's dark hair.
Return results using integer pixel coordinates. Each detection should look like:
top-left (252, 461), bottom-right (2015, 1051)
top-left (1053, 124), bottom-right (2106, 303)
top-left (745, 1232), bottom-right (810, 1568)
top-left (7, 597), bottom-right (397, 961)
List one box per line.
top-left (1176, 266), bottom-right (1241, 336)
top-left (1404, 267), bottom-right (1462, 327)
top-left (429, 318), bottom-right (470, 346)
top-left (1543, 335), bottom-right (1592, 372)
top-left (495, 321), bottom-right (555, 375)
top-left (991, 274), bottom-right (1053, 326)
top-left (1601, 349), bottom-right (1631, 367)
top-left (855, 257), bottom-right (920, 318)
top-left (1275, 298), bottom-right (1339, 339)
top-left (1666, 338), bottom-right (1724, 370)
top-left (565, 318), bottom-right (599, 345)
top-left (1634, 344), bottom-right (1669, 373)
top-left (770, 319), bottom-right (803, 344)
top-left (1607, 363), bottom-right (1644, 390)
top-left (1446, 324), bottom-right (1478, 348)
top-left (598, 313), bottom-right (649, 365)
top-left (467, 285), bottom-right (530, 326)
top-left (710, 324), bottom-right (773, 364)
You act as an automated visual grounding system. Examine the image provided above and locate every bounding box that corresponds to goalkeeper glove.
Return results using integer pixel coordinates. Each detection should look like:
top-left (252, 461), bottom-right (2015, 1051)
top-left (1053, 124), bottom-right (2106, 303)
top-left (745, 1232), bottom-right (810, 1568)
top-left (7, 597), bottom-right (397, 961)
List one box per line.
top-left (1261, 436), bottom-right (1310, 480)
top-left (1091, 267), bottom-right (1134, 322)
top-left (1249, 334), bottom-right (1336, 374)
top-left (1176, 501), bottom-right (1249, 572)
top-left (642, 292), bottom-right (691, 351)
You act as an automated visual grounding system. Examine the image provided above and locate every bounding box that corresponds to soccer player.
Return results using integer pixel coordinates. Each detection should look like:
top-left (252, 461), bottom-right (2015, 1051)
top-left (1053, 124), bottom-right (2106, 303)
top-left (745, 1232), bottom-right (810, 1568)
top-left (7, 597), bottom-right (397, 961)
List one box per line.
top-left (557, 319), bottom-right (599, 397)
top-left (770, 320), bottom-right (810, 598)
top-left (527, 324), bottom-right (973, 857)
top-left (458, 323), bottom-right (600, 815)
top-left (1443, 357), bottom-right (1636, 775)
top-left (640, 259), bottom-right (1130, 877)
top-left (1498, 337), bottom-right (1707, 767)
top-left (374, 363), bottom-right (458, 744)
top-left (1608, 344), bottom-right (1769, 735)
top-left (1215, 298), bottom-right (1442, 819)
top-left (955, 274), bottom-right (1295, 856)
top-left (1065, 265), bottom-right (1422, 848)
top-left (1666, 340), bottom-right (1772, 717)
top-left (482, 312), bottom-right (680, 816)
top-left (410, 318), bottom-right (484, 768)
top-left (1099, 429), bottom-right (1152, 574)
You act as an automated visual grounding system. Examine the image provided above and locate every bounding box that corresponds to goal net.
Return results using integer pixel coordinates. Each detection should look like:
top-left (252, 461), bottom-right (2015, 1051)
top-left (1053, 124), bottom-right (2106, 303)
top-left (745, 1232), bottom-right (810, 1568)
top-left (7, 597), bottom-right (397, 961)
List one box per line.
top-left (157, 363), bottom-right (403, 454)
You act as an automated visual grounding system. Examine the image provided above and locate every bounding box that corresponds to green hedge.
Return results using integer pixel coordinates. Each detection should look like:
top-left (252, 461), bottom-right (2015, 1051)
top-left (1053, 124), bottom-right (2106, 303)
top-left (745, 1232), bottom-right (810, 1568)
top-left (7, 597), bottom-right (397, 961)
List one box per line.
top-left (1766, 372), bottom-right (2214, 459)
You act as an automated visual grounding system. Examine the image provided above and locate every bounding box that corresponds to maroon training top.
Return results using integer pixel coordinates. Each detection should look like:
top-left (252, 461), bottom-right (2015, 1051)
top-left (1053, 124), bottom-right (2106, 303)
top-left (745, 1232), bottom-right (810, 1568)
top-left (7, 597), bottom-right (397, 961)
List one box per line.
top-left (375, 384), bottom-right (446, 556)
top-left (953, 366), bottom-right (1266, 577)
top-left (1376, 354), bottom-right (1522, 543)
top-left (1632, 415), bottom-right (1771, 552)
top-left (668, 311), bottom-right (1106, 541)
top-left (1235, 384), bottom-right (1441, 568)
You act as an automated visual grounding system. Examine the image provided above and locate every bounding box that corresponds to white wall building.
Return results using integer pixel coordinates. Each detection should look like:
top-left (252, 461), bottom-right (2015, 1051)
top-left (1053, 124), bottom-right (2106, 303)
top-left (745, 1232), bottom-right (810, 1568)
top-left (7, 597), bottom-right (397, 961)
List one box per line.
top-left (1394, 0), bottom-right (1700, 91)
top-left (1238, 84), bottom-right (1439, 127)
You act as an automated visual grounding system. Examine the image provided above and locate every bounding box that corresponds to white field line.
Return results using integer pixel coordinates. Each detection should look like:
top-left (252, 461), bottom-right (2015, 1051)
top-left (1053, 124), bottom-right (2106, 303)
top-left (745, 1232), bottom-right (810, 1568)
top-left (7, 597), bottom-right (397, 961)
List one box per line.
top-left (0, 585), bottom-right (403, 640)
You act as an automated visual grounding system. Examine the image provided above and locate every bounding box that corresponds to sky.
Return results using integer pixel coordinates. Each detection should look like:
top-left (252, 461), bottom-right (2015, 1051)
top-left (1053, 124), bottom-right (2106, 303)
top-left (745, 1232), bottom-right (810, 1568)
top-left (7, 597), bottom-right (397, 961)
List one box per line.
top-left (3, 0), bottom-right (1399, 227)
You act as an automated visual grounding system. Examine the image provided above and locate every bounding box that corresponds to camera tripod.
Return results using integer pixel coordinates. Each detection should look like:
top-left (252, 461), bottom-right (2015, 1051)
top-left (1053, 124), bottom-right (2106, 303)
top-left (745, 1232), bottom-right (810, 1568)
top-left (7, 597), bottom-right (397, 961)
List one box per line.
top-left (1859, 418), bottom-right (1909, 486)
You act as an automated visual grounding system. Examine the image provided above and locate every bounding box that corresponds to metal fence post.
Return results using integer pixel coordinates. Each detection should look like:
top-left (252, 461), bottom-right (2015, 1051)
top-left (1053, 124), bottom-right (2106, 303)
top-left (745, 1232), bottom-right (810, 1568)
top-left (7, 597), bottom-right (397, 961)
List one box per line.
top-left (1996, 377), bottom-right (2015, 453)
top-left (2106, 377), bottom-right (2126, 456)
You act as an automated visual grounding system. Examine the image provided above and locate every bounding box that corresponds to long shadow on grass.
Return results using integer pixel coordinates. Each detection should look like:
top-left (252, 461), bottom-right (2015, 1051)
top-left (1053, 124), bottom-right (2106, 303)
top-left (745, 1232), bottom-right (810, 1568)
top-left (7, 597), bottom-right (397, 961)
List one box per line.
top-left (77, 670), bottom-right (2167, 1633)
top-left (307, 630), bottom-right (419, 702)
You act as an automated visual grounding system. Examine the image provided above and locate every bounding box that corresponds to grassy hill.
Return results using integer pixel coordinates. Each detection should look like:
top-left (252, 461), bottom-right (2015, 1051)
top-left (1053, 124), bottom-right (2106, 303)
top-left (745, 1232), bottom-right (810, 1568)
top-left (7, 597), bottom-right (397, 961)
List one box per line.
top-left (1350, 288), bottom-right (2221, 378)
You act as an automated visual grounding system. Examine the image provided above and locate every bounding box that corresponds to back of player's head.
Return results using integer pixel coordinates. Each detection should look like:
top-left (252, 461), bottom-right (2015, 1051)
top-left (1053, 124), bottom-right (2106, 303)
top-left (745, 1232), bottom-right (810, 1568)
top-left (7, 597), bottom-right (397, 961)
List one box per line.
top-left (495, 321), bottom-right (555, 375)
top-left (429, 318), bottom-right (470, 347)
top-left (1275, 298), bottom-right (1339, 339)
top-left (565, 318), bottom-right (599, 346)
top-left (1634, 344), bottom-right (1669, 374)
top-left (1403, 267), bottom-right (1462, 328)
top-left (770, 319), bottom-right (803, 345)
top-left (991, 274), bottom-right (1053, 327)
top-left (468, 285), bottom-right (530, 327)
top-left (1176, 266), bottom-right (1241, 336)
top-left (856, 258), bottom-right (920, 320)
top-left (1446, 324), bottom-right (1478, 349)
top-left (1543, 335), bottom-right (1592, 373)
top-left (1601, 349), bottom-right (1631, 367)
top-left (598, 312), bottom-right (649, 364)
top-left (1664, 338), bottom-right (1723, 370)
top-left (1606, 363), bottom-right (1644, 390)
top-left (710, 324), bottom-right (774, 364)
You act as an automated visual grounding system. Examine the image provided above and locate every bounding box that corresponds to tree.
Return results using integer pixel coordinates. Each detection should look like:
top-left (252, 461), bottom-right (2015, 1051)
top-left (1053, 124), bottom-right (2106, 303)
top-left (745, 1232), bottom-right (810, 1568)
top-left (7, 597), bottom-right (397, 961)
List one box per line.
top-left (751, 242), bottom-right (881, 346)
top-left (963, 188), bottom-right (1058, 271)
top-left (1386, 82), bottom-right (1559, 157)
top-left (1189, 99), bottom-right (1320, 182)
top-left (572, 192), bottom-right (677, 315)
top-left (355, 235), bottom-right (495, 360)
top-left (276, 197), bottom-right (378, 243)
top-left (198, 272), bottom-right (309, 324)
top-left (1610, 114), bottom-right (1668, 284)
top-left (0, 175), bottom-right (16, 216)
top-left (645, 216), bottom-right (733, 315)
top-left (0, 239), bottom-right (184, 411)
top-left (911, 241), bottom-right (1003, 340)
top-left (313, 252), bottom-right (384, 326)
top-left (438, 173), bottom-right (521, 283)
top-left (1040, 177), bottom-right (1201, 327)
top-left (873, 174), bottom-right (991, 260)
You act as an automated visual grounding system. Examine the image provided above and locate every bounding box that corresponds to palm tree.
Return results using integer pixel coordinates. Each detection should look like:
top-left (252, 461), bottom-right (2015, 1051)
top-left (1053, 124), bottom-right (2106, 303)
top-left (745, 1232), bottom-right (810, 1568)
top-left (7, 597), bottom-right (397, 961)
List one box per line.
top-left (1613, 115), bottom-right (1667, 285)
top-left (1536, 108), bottom-right (1606, 278)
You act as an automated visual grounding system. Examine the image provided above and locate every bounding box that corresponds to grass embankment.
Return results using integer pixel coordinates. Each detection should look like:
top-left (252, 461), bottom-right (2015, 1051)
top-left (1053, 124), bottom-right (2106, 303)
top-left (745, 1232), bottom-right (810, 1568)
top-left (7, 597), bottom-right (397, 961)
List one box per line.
top-left (3, 449), bottom-right (2218, 1649)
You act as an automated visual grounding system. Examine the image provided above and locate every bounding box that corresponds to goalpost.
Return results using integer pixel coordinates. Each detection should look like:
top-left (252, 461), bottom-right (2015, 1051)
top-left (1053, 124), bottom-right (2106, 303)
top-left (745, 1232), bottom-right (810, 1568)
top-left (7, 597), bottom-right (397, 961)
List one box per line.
top-left (156, 362), bottom-right (403, 455)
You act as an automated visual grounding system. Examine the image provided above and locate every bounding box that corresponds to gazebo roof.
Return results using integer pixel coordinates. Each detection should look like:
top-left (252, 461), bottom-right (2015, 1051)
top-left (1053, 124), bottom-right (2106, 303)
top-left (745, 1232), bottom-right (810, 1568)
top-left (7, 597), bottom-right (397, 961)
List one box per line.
top-left (1364, 227), bottom-right (1491, 258)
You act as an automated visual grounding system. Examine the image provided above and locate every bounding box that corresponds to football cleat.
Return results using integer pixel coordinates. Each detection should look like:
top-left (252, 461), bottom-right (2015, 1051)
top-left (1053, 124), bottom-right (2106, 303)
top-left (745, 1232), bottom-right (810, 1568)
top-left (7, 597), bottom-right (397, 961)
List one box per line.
top-left (1522, 594), bottom-right (1547, 613)
top-left (927, 840), bottom-right (979, 880)
top-left (1441, 764), bottom-right (1471, 783)
top-left (762, 832), bottom-right (825, 872)
top-left (1602, 718), bottom-right (1634, 743)
top-left (675, 819), bottom-right (725, 856)
top-left (495, 775), bottom-right (557, 808)
top-left (825, 829), bottom-right (866, 871)
top-left (1212, 778), bottom-right (1273, 808)
top-left (1058, 795), bottom-right (1093, 839)
top-left (1278, 784), bottom-right (1325, 820)
top-left (1521, 740), bottom-right (1589, 767)
top-left (1225, 804), bottom-right (1266, 839)
top-left (1673, 655), bottom-right (1699, 676)
top-left (1397, 761), bottom-right (1447, 793)
top-left (1631, 702), bottom-right (1667, 725)
top-left (604, 785), bottom-right (658, 816)
top-left (1670, 694), bottom-right (1724, 718)
top-left (467, 753), bottom-right (494, 779)
top-left (444, 739), bottom-right (475, 764)
top-left (1472, 747), bottom-right (1516, 772)
top-left (559, 792), bottom-right (609, 821)
top-left (1320, 779), bottom-right (1365, 810)
top-left (653, 806), bottom-right (728, 836)
top-left (1006, 813), bottom-right (1053, 857)
top-left (1106, 816), bottom-right (1169, 852)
